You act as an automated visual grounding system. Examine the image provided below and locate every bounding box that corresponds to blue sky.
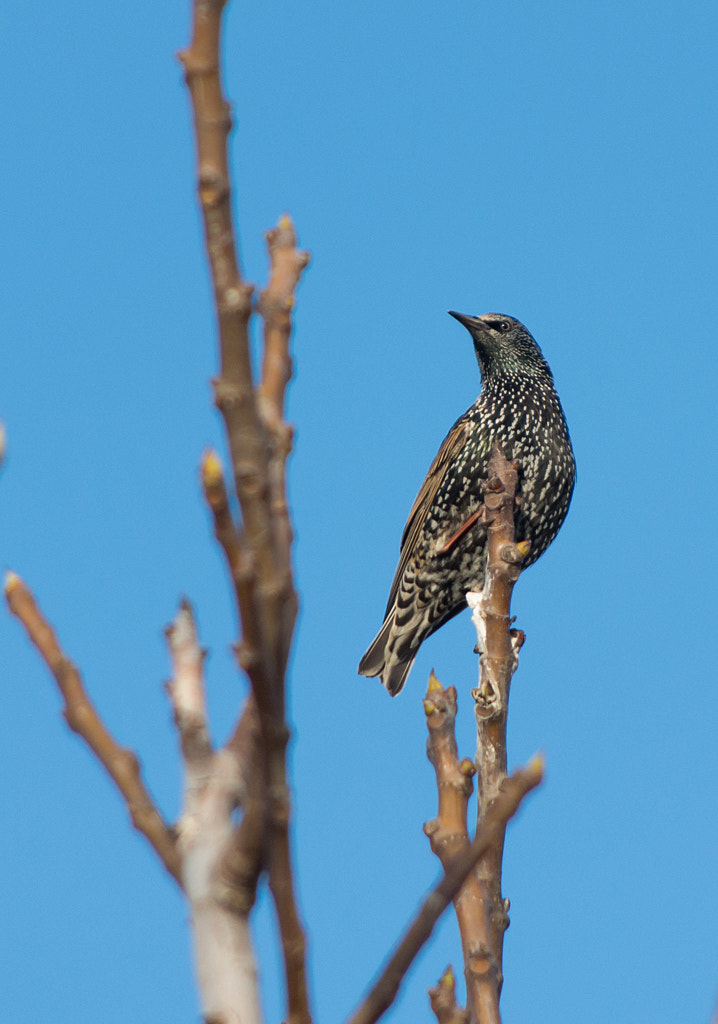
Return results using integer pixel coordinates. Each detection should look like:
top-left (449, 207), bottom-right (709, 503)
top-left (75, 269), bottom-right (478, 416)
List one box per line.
top-left (2, 1), bottom-right (717, 1022)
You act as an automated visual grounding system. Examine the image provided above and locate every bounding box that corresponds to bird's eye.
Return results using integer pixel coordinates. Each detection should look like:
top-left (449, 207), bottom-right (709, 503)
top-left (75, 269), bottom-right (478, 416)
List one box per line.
top-left (499, 321), bottom-right (511, 332)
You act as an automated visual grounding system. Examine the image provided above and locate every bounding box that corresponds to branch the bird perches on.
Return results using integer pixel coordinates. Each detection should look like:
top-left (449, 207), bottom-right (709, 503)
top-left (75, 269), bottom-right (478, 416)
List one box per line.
top-left (423, 445), bottom-right (534, 1024)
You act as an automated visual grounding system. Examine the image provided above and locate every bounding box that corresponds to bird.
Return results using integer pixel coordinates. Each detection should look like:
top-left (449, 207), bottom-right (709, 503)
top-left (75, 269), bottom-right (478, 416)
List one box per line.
top-left (358, 310), bottom-right (575, 695)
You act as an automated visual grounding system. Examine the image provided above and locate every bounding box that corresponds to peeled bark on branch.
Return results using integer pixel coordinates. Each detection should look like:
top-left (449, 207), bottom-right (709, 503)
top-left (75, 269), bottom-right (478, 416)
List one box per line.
top-left (468, 446), bottom-right (529, 989)
top-left (166, 600), bottom-right (261, 1024)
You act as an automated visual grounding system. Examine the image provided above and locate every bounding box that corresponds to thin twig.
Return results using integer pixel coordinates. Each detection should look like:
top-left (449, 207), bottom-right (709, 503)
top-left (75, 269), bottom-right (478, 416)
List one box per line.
top-left (200, 447), bottom-right (267, 703)
top-left (345, 759), bottom-right (543, 1024)
top-left (428, 967), bottom-right (470, 1024)
top-left (201, 448), bottom-right (243, 575)
top-left (259, 216), bottom-right (310, 430)
top-left (4, 571), bottom-right (181, 885)
top-left (258, 216), bottom-right (308, 689)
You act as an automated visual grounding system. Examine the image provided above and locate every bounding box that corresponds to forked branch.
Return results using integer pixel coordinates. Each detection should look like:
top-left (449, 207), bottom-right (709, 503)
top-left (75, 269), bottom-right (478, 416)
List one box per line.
top-left (182, 2), bottom-right (311, 1023)
top-left (345, 758), bottom-right (542, 1024)
top-left (423, 671), bottom-right (500, 1024)
top-left (419, 446), bottom-right (534, 1022)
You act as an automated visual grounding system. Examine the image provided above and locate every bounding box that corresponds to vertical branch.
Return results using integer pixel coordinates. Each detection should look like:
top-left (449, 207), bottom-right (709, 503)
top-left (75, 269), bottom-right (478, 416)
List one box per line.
top-left (182, 4), bottom-right (311, 1024)
top-left (424, 672), bottom-right (501, 1024)
top-left (179, 3), bottom-right (275, 711)
top-left (467, 445), bottom-right (530, 988)
top-left (345, 760), bottom-right (542, 1024)
top-left (200, 447), bottom-right (266, 702)
top-left (166, 601), bottom-right (261, 1024)
top-left (258, 217), bottom-right (309, 687)
top-left (200, 441), bottom-right (312, 1024)
top-left (221, 700), bottom-right (267, 915)
top-left (178, 0), bottom-right (254, 386)
top-left (259, 216), bottom-right (308, 428)
top-left (267, 741), bottom-right (311, 1024)
top-left (166, 598), bottom-right (213, 766)
top-left (180, 2), bottom-right (307, 708)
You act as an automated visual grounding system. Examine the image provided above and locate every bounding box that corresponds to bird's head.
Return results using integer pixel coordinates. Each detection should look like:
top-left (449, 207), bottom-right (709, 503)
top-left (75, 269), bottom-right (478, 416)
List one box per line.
top-left (448, 310), bottom-right (552, 382)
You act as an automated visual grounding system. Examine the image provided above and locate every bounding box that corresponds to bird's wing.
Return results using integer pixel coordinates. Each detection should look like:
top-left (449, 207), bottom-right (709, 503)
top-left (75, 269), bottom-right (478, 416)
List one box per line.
top-left (385, 414), bottom-right (471, 614)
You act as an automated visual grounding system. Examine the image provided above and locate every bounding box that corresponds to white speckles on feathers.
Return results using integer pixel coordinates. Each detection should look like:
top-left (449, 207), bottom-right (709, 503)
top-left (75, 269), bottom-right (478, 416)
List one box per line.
top-left (359, 313), bottom-right (575, 695)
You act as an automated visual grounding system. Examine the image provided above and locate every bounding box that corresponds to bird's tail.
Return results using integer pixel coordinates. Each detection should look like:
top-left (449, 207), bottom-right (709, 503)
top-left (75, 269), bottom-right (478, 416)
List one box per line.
top-left (358, 610), bottom-right (415, 696)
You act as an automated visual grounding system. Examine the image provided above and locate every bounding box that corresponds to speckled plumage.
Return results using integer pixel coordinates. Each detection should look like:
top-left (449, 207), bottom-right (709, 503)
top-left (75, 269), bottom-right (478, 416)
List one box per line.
top-left (358, 311), bottom-right (575, 695)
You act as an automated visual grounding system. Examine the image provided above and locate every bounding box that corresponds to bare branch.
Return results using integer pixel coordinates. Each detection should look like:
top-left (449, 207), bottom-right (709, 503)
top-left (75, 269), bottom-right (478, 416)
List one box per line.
top-left (4, 571), bottom-right (181, 885)
top-left (181, 4), bottom-right (307, 718)
top-left (258, 214), bottom-right (308, 686)
top-left (182, 3), bottom-right (312, 1022)
top-left (179, 0), bottom-right (281, 721)
top-left (424, 672), bottom-right (501, 1024)
top-left (467, 445), bottom-right (529, 988)
top-left (177, 0), bottom-right (253, 382)
top-left (428, 967), bottom-right (469, 1024)
top-left (259, 215), bottom-right (310, 431)
top-left (166, 600), bottom-right (261, 1024)
top-left (221, 699), bottom-right (266, 915)
top-left (345, 759), bottom-right (543, 1024)
top-left (165, 598), bottom-right (213, 766)
top-left (200, 447), bottom-right (271, 715)
top-left (470, 446), bottom-right (528, 719)
top-left (268, 767), bottom-right (311, 1024)
top-left (201, 447), bottom-right (243, 576)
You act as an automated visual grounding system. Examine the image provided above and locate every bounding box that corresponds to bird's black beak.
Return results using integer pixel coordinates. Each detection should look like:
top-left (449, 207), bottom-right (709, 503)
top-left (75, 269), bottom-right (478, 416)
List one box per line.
top-left (448, 310), bottom-right (488, 332)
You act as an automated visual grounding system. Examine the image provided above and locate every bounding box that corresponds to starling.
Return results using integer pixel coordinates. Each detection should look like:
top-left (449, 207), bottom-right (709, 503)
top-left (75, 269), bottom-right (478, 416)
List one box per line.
top-left (358, 311), bottom-right (575, 695)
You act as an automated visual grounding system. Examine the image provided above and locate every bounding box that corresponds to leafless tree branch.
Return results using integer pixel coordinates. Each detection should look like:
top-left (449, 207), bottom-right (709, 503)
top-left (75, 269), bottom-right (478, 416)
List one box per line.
top-left (4, 6), bottom-right (545, 1024)
top-left (345, 759), bottom-right (542, 1024)
top-left (180, 3), bottom-right (311, 1023)
top-left (4, 571), bottom-right (181, 884)
top-left (428, 966), bottom-right (470, 1024)
top-left (467, 445), bottom-right (530, 991)
top-left (166, 599), bottom-right (262, 1024)
top-left (221, 700), bottom-right (266, 915)
top-left (424, 671), bottom-right (501, 1024)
